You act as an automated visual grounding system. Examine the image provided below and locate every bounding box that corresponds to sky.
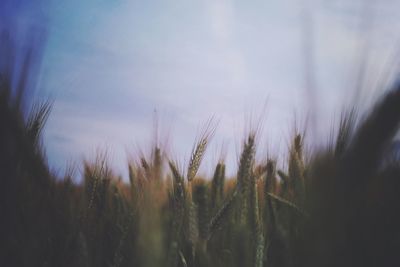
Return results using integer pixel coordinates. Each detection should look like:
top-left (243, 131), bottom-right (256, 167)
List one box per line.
top-left (2, 0), bottom-right (400, 178)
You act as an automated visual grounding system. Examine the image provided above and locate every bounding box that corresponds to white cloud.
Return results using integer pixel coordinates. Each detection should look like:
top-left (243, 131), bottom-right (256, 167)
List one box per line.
top-left (36, 0), bottom-right (400, 178)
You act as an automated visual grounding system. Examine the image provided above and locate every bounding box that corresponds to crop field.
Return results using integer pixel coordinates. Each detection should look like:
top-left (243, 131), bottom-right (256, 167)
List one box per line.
top-left (2, 3), bottom-right (400, 265)
top-left (2, 46), bottom-right (400, 267)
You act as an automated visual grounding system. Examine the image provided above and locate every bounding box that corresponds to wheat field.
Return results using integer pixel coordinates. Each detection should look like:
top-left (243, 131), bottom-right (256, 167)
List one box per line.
top-left (2, 31), bottom-right (400, 267)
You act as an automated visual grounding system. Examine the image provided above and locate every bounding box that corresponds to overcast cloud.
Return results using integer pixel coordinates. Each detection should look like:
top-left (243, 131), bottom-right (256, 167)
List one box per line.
top-left (3, 0), bottom-right (400, 178)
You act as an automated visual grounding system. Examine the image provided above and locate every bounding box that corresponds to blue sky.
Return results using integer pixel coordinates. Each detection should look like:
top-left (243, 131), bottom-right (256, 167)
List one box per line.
top-left (2, 0), bottom-right (400, 178)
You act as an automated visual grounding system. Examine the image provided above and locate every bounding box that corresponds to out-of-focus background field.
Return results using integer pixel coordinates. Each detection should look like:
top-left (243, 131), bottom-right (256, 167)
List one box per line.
top-left (1, 1), bottom-right (400, 267)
